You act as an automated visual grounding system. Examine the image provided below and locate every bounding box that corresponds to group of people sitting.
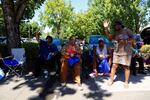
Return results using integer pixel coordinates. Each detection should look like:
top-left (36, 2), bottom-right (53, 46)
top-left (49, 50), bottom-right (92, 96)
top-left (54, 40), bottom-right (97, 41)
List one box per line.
top-left (34, 33), bottom-right (84, 90)
top-left (34, 31), bottom-right (113, 90)
top-left (33, 20), bottom-right (147, 90)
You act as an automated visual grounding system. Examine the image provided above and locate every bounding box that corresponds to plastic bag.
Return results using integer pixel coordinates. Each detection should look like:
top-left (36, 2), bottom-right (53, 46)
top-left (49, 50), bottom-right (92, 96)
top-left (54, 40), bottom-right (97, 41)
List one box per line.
top-left (68, 56), bottom-right (80, 67)
top-left (98, 58), bottom-right (110, 73)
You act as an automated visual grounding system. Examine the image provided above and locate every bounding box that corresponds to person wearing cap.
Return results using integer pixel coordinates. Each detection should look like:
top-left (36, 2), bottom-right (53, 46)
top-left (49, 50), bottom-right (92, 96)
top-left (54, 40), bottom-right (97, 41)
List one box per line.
top-left (92, 38), bottom-right (111, 76)
top-left (103, 20), bottom-right (133, 88)
top-left (34, 32), bottom-right (59, 77)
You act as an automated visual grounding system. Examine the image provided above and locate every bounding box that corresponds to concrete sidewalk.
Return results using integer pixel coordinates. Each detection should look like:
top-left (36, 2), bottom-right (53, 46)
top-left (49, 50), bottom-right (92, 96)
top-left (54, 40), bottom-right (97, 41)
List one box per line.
top-left (0, 69), bottom-right (150, 100)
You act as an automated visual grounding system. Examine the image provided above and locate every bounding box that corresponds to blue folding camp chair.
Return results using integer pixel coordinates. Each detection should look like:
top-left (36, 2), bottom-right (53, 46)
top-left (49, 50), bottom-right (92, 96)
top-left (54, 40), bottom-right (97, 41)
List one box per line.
top-left (2, 48), bottom-right (26, 77)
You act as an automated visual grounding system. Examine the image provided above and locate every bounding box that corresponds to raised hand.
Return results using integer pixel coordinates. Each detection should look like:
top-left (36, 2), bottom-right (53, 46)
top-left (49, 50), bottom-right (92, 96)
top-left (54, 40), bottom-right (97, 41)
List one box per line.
top-left (103, 20), bottom-right (109, 28)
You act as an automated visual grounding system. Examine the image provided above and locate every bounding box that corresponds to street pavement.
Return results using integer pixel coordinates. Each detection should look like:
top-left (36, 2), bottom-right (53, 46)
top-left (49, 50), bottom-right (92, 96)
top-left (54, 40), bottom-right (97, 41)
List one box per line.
top-left (0, 67), bottom-right (150, 100)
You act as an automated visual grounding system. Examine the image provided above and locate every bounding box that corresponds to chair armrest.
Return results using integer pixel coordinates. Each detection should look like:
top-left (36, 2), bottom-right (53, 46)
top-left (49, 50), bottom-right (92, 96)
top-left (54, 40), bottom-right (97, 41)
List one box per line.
top-left (3, 56), bottom-right (14, 60)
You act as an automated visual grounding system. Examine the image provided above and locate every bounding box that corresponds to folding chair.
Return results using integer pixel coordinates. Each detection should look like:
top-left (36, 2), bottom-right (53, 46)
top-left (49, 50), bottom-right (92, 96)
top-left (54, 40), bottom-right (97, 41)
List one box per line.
top-left (2, 48), bottom-right (26, 77)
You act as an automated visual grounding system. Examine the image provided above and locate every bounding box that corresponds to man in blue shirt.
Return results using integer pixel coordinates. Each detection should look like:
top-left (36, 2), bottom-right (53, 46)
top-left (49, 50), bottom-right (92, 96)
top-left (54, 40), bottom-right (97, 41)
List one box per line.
top-left (34, 32), bottom-right (59, 77)
top-left (39, 36), bottom-right (58, 60)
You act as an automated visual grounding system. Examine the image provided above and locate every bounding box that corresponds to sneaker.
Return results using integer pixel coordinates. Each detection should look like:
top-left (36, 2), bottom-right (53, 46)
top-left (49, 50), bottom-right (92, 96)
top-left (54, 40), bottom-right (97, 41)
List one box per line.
top-left (89, 72), bottom-right (98, 78)
top-left (98, 73), bottom-right (104, 75)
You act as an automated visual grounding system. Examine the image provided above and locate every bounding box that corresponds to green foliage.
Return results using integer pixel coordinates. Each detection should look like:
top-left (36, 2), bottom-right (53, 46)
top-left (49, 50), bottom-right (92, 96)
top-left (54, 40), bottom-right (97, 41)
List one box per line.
top-left (21, 43), bottom-right (39, 60)
top-left (39, 0), bottom-right (74, 38)
top-left (0, 44), bottom-right (9, 57)
top-left (67, 11), bottom-right (98, 38)
top-left (88, 0), bottom-right (149, 33)
top-left (0, 43), bottom-right (39, 60)
top-left (21, 42), bottom-right (39, 71)
top-left (0, 43), bottom-right (39, 71)
top-left (39, 0), bottom-right (149, 39)
top-left (0, 8), bottom-right (6, 36)
top-left (23, 0), bottom-right (45, 19)
top-left (0, 0), bottom-right (45, 48)
top-left (140, 44), bottom-right (150, 53)
top-left (140, 44), bottom-right (150, 60)
top-left (20, 21), bottom-right (42, 38)
top-left (148, 0), bottom-right (150, 7)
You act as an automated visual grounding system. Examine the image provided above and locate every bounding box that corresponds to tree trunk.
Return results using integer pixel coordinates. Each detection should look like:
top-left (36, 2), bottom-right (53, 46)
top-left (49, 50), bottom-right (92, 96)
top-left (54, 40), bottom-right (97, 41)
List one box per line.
top-left (1, 0), bottom-right (22, 52)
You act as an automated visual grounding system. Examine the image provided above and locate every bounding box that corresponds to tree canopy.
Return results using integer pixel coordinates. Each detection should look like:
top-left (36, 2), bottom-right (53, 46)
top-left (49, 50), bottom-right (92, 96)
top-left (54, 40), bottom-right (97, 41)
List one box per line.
top-left (38, 0), bottom-right (150, 39)
top-left (0, 0), bottom-right (45, 49)
top-left (88, 0), bottom-right (149, 33)
top-left (39, 0), bottom-right (74, 38)
top-left (0, 8), bottom-right (5, 36)
top-left (0, 0), bottom-right (149, 46)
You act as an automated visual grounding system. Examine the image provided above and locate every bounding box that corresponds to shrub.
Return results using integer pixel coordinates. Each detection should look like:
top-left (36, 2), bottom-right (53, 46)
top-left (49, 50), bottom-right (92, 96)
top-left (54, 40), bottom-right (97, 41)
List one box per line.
top-left (0, 44), bottom-right (9, 57)
top-left (140, 44), bottom-right (150, 58)
top-left (21, 42), bottom-right (39, 60)
top-left (140, 44), bottom-right (150, 64)
top-left (21, 42), bottom-right (39, 71)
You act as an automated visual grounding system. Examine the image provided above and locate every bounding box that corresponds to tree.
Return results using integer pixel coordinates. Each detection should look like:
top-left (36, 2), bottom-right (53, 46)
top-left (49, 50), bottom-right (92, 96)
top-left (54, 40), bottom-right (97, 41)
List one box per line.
top-left (67, 11), bottom-right (98, 39)
top-left (20, 21), bottom-right (42, 38)
top-left (148, 0), bottom-right (150, 6)
top-left (0, 8), bottom-right (5, 36)
top-left (39, 0), bottom-right (73, 38)
top-left (88, 0), bottom-right (149, 33)
top-left (1, 0), bottom-right (44, 50)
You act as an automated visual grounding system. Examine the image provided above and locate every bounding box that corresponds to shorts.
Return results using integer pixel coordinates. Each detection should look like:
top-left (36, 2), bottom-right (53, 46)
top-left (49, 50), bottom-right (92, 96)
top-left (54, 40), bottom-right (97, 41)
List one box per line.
top-left (113, 54), bottom-right (132, 66)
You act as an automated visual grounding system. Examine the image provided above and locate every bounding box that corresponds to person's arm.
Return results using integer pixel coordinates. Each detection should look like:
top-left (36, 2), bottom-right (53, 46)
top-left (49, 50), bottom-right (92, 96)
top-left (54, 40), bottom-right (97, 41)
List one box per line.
top-left (103, 20), bottom-right (113, 40)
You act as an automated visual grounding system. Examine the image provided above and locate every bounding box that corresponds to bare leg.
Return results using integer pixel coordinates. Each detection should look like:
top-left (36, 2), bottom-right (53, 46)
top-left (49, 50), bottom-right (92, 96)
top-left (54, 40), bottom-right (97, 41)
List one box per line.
top-left (108, 63), bottom-right (118, 85)
top-left (123, 65), bottom-right (130, 88)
